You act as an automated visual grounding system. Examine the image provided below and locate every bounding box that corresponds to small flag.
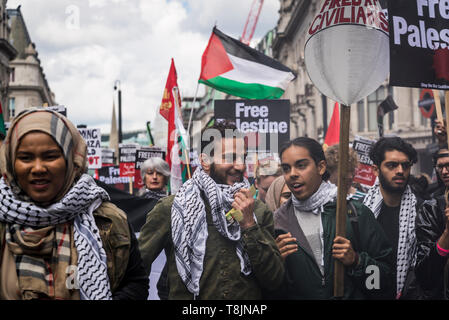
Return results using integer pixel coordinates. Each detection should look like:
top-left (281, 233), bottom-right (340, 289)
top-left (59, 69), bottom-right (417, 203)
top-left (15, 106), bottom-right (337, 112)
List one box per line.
top-left (377, 95), bottom-right (398, 137)
top-left (159, 58), bottom-right (180, 169)
top-left (199, 27), bottom-right (295, 99)
top-left (158, 58), bottom-right (191, 194)
top-left (323, 102), bottom-right (339, 150)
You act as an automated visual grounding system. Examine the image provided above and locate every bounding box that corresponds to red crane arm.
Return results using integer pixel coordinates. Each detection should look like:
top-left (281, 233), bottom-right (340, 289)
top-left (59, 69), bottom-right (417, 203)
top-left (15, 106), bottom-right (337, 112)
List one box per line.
top-left (241, 0), bottom-right (264, 45)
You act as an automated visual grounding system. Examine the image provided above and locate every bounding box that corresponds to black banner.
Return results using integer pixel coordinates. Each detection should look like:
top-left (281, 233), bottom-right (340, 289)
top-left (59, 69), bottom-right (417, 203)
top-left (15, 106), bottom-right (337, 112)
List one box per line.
top-left (214, 99), bottom-right (290, 154)
top-left (389, 0), bottom-right (449, 89)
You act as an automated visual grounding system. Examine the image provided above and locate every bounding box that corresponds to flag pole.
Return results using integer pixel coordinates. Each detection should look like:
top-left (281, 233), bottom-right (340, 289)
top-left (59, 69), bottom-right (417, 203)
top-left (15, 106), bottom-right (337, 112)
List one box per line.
top-left (187, 82), bottom-right (200, 135)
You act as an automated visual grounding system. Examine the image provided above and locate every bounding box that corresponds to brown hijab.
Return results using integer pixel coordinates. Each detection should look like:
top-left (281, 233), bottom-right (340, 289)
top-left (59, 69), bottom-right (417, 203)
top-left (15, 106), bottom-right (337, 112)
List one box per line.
top-left (265, 175), bottom-right (287, 213)
top-left (0, 107), bottom-right (87, 203)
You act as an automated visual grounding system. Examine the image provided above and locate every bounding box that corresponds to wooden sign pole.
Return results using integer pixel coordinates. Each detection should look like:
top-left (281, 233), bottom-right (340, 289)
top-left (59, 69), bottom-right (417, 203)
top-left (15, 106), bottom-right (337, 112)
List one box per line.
top-left (445, 92), bottom-right (449, 147)
top-left (334, 103), bottom-right (351, 298)
top-left (433, 90), bottom-right (444, 122)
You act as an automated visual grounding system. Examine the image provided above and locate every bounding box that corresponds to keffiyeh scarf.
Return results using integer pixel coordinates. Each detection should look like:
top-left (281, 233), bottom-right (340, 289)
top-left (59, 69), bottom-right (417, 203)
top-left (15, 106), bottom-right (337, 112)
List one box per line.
top-left (363, 180), bottom-right (417, 298)
top-left (291, 181), bottom-right (338, 214)
top-left (0, 174), bottom-right (113, 300)
top-left (171, 167), bottom-right (253, 296)
top-left (143, 189), bottom-right (166, 200)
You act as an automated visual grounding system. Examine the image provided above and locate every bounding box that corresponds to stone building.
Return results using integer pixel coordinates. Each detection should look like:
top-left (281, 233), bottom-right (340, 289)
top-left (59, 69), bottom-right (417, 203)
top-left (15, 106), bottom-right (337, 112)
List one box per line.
top-left (272, 0), bottom-right (434, 176)
top-left (6, 6), bottom-right (55, 122)
top-left (0, 0), bottom-right (17, 116)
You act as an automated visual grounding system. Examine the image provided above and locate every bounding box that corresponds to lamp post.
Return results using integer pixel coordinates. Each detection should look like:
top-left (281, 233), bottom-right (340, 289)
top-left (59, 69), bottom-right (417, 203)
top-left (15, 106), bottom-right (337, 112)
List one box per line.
top-left (114, 80), bottom-right (122, 143)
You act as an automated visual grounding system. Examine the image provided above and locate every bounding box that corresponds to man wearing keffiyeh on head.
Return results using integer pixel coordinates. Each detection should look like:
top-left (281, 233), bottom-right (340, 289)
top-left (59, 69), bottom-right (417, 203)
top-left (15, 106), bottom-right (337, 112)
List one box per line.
top-left (364, 136), bottom-right (424, 299)
top-left (415, 142), bottom-right (449, 299)
top-left (138, 120), bottom-right (284, 299)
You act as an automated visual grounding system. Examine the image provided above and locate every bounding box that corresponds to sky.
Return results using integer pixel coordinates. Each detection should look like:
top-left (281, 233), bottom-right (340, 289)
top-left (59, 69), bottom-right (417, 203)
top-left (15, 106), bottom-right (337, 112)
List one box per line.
top-left (7, 0), bottom-right (281, 137)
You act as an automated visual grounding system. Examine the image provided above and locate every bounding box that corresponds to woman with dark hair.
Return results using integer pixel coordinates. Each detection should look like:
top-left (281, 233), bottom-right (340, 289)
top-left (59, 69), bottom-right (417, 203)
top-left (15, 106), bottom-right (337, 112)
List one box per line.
top-left (273, 137), bottom-right (394, 299)
top-left (0, 108), bottom-right (148, 300)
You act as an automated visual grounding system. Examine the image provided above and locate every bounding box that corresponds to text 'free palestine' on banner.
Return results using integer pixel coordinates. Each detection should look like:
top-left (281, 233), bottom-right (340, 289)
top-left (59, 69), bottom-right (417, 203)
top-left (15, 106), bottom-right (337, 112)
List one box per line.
top-left (389, 0), bottom-right (449, 89)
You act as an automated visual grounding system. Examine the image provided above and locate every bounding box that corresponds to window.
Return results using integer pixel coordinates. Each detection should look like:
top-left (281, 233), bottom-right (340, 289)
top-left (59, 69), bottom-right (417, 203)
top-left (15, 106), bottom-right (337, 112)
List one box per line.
top-left (355, 85), bottom-right (394, 133)
top-left (357, 99), bottom-right (365, 132)
top-left (387, 86), bottom-right (394, 130)
top-left (9, 68), bottom-right (14, 82)
top-left (9, 97), bottom-right (15, 118)
top-left (367, 87), bottom-right (386, 132)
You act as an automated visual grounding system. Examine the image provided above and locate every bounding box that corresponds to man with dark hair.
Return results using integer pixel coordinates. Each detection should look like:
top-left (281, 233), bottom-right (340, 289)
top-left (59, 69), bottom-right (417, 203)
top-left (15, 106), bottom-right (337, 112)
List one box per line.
top-left (274, 137), bottom-right (393, 299)
top-left (138, 120), bottom-right (284, 299)
top-left (415, 141), bottom-right (449, 299)
top-left (363, 136), bottom-right (422, 299)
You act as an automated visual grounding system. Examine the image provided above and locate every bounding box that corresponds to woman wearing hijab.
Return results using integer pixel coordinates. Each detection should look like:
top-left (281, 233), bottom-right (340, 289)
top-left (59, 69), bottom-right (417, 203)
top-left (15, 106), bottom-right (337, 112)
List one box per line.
top-left (265, 175), bottom-right (291, 213)
top-left (0, 108), bottom-right (148, 300)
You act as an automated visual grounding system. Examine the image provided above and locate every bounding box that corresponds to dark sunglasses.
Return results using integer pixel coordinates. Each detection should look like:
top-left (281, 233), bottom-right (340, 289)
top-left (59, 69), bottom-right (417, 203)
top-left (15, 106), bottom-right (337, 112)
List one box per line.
top-left (384, 161), bottom-right (413, 170)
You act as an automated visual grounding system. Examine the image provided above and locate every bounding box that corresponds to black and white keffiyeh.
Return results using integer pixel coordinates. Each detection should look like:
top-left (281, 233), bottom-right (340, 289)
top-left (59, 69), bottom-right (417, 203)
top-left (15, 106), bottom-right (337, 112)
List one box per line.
top-left (363, 180), bottom-right (417, 298)
top-left (143, 189), bottom-right (166, 201)
top-left (291, 181), bottom-right (338, 214)
top-left (171, 167), bottom-right (253, 296)
top-left (0, 174), bottom-right (113, 300)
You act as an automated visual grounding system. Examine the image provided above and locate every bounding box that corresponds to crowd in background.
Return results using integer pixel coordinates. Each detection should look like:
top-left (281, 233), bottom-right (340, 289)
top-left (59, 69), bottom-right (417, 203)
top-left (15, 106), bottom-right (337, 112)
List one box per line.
top-left (1, 107), bottom-right (449, 300)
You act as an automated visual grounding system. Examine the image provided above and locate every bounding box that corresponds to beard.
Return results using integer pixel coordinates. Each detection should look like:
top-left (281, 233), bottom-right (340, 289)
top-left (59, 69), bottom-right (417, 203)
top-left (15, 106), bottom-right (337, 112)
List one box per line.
top-left (209, 163), bottom-right (243, 185)
top-left (378, 170), bottom-right (408, 194)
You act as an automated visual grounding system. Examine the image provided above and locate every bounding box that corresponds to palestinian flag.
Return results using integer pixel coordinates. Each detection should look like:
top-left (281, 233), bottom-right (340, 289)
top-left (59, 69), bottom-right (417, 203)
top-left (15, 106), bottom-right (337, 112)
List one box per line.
top-left (199, 27), bottom-right (295, 99)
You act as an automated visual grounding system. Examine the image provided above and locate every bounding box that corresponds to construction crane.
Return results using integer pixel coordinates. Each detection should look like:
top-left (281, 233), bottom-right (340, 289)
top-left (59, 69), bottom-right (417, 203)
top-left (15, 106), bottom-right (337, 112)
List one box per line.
top-left (240, 0), bottom-right (264, 46)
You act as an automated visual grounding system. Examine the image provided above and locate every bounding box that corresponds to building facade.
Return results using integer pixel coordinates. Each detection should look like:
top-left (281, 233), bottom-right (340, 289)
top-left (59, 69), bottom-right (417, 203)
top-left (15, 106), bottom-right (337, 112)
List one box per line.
top-left (6, 6), bottom-right (55, 122)
top-left (0, 0), bottom-right (17, 117)
top-left (272, 0), bottom-right (434, 176)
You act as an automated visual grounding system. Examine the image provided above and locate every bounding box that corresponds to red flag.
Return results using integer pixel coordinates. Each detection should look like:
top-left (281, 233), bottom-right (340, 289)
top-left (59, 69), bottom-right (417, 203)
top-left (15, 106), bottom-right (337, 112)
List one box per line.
top-left (159, 59), bottom-right (181, 168)
top-left (323, 102), bottom-right (339, 150)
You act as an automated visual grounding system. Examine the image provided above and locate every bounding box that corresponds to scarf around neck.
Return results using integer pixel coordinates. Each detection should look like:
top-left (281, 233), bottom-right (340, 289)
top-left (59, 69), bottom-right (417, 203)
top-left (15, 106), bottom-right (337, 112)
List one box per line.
top-left (0, 174), bottom-right (113, 300)
top-left (363, 180), bottom-right (417, 298)
top-left (143, 189), bottom-right (166, 200)
top-left (171, 167), bottom-right (253, 297)
top-left (292, 181), bottom-right (338, 214)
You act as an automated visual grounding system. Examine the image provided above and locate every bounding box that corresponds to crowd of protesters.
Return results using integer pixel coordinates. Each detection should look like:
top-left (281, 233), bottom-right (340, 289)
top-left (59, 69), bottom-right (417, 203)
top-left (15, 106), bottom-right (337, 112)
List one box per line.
top-left (2, 107), bottom-right (449, 300)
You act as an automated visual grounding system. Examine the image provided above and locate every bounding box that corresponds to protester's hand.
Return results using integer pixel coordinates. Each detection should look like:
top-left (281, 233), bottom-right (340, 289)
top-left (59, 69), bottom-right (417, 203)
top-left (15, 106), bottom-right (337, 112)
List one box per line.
top-left (232, 188), bottom-right (256, 229)
top-left (332, 236), bottom-right (358, 267)
top-left (275, 232), bottom-right (298, 260)
top-left (435, 119), bottom-right (447, 146)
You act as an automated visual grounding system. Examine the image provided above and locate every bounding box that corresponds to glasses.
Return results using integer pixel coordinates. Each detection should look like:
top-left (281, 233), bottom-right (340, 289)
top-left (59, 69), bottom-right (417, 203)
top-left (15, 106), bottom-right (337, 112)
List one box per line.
top-left (384, 161), bottom-right (413, 170)
top-left (436, 163), bottom-right (449, 173)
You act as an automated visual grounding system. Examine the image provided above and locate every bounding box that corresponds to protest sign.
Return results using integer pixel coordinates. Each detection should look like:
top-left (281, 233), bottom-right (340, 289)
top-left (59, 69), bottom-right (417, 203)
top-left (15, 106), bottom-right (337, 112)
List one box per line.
top-left (101, 148), bottom-right (115, 166)
top-left (353, 136), bottom-right (376, 186)
top-left (214, 99), bottom-right (290, 154)
top-left (97, 165), bottom-right (133, 192)
top-left (78, 127), bottom-right (102, 169)
top-left (47, 105), bottom-right (67, 117)
top-left (389, 0), bottom-right (449, 89)
top-left (304, 0), bottom-right (388, 297)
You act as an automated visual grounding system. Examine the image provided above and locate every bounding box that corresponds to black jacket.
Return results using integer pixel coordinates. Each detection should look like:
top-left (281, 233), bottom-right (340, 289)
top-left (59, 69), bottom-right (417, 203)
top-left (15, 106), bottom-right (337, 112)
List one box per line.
top-left (415, 195), bottom-right (449, 299)
top-left (272, 198), bottom-right (394, 299)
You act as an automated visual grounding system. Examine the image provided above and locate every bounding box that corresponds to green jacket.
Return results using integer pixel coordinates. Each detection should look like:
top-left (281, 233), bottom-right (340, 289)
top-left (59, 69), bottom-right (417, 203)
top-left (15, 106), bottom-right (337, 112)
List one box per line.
top-left (274, 198), bottom-right (395, 299)
top-left (138, 195), bottom-right (285, 300)
top-left (0, 202), bottom-right (132, 294)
